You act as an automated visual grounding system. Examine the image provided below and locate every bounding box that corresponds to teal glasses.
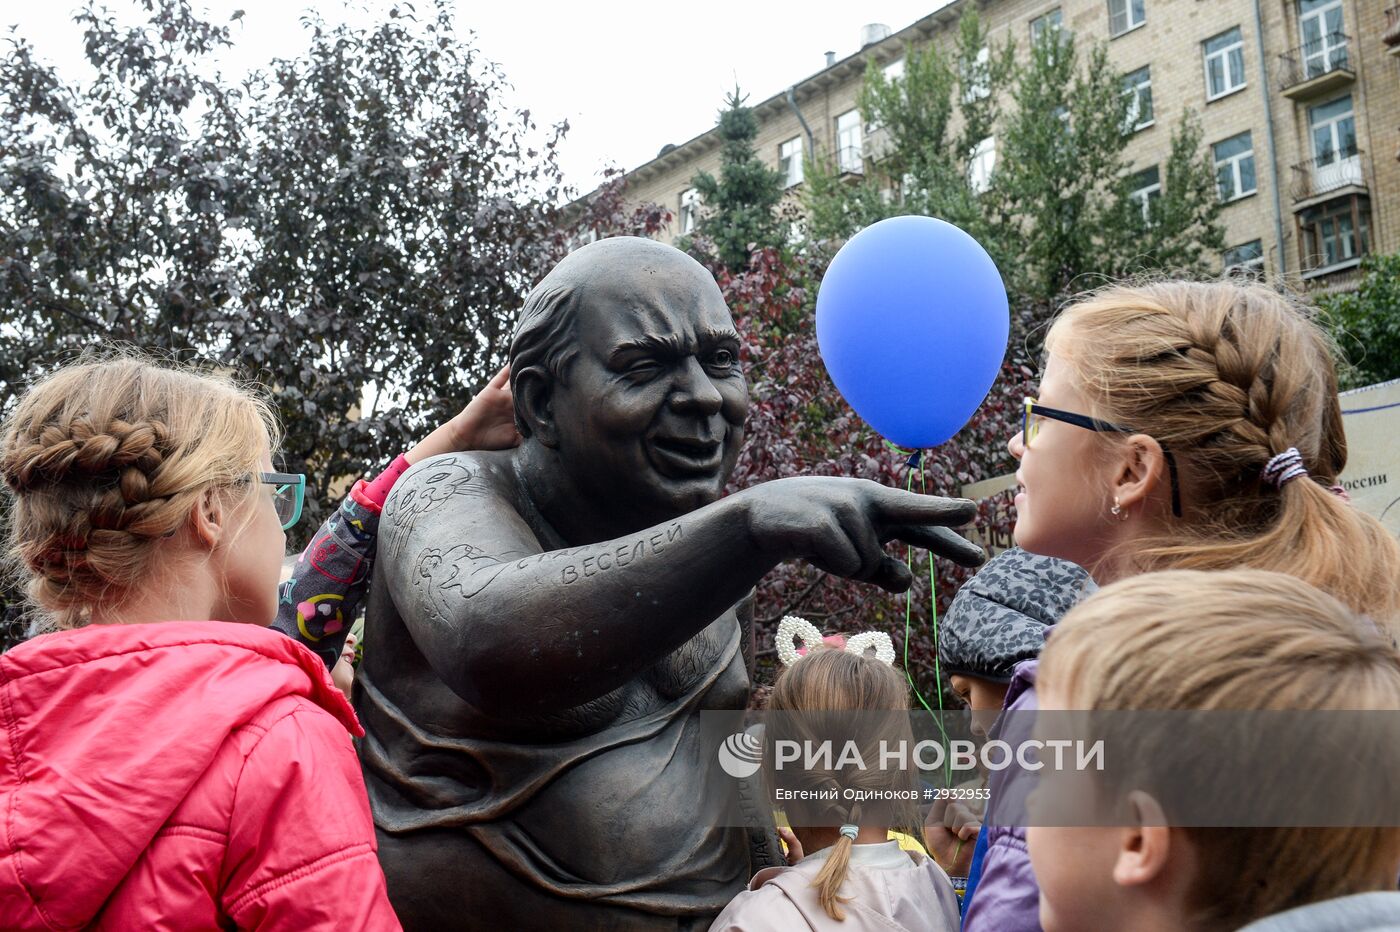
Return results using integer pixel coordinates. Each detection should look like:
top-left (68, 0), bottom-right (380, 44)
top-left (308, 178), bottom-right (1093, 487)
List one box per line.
top-left (257, 471), bottom-right (306, 530)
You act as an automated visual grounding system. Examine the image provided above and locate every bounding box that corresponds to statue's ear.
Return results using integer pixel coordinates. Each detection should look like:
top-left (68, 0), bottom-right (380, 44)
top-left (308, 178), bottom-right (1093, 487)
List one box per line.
top-left (514, 365), bottom-right (559, 448)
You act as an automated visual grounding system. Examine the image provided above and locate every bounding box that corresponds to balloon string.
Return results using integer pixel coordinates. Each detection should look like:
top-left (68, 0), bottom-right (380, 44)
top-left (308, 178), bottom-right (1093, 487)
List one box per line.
top-left (899, 449), bottom-right (952, 786)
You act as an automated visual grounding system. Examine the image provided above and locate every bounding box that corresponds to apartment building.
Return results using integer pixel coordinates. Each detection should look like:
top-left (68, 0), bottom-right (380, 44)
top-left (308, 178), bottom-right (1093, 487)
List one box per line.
top-left (610, 0), bottom-right (1400, 292)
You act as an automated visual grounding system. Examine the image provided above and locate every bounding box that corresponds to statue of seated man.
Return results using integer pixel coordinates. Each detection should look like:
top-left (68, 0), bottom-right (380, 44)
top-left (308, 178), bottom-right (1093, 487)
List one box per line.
top-left (355, 237), bottom-right (983, 930)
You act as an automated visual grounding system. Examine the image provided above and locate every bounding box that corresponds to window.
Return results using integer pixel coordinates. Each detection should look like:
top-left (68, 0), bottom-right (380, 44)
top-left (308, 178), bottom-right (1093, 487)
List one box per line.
top-left (679, 188), bottom-right (700, 235)
top-left (1203, 27), bottom-right (1246, 100)
top-left (1299, 0), bottom-right (1347, 79)
top-left (1122, 66), bottom-right (1153, 132)
top-left (968, 136), bottom-right (996, 193)
top-left (1223, 239), bottom-right (1264, 276)
top-left (1128, 166), bottom-right (1161, 221)
top-left (1301, 198), bottom-right (1370, 271)
top-left (778, 137), bottom-right (804, 188)
top-left (836, 109), bottom-right (863, 174)
top-left (1212, 131), bottom-right (1256, 202)
top-left (1030, 8), bottom-right (1064, 45)
top-left (883, 57), bottom-right (905, 83)
top-left (1309, 95), bottom-right (1356, 165)
top-left (963, 45), bottom-right (991, 102)
top-left (1109, 0), bottom-right (1145, 37)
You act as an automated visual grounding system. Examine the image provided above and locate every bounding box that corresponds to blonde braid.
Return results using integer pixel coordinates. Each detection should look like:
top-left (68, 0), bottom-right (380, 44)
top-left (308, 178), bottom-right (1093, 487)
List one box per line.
top-left (2, 354), bottom-right (278, 629)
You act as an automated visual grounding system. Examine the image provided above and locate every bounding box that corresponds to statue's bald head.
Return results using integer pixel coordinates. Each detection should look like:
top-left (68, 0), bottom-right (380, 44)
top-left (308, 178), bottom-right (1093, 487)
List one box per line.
top-left (508, 238), bottom-right (725, 437)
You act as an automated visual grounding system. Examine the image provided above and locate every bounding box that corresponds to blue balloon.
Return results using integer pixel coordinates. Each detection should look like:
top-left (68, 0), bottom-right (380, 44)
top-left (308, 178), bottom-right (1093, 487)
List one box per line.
top-left (815, 216), bottom-right (1009, 449)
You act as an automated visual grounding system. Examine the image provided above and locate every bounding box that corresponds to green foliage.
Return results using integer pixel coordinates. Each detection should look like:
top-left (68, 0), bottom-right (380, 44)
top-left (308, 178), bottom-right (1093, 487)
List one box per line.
top-left (686, 87), bottom-right (787, 274)
top-left (802, 6), bottom-right (1223, 304)
top-left (1318, 253), bottom-right (1400, 390)
top-left (0, 0), bottom-right (568, 530)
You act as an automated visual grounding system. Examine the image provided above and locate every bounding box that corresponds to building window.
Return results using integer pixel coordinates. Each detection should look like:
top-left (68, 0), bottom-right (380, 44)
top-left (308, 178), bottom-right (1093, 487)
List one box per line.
top-left (1300, 197), bottom-right (1370, 272)
top-left (1128, 166), bottom-right (1161, 221)
top-left (1203, 27), bottom-right (1246, 100)
top-left (836, 109), bottom-right (863, 174)
top-left (883, 57), bottom-right (905, 83)
top-left (1212, 131), bottom-right (1256, 202)
top-left (1030, 8), bottom-right (1064, 45)
top-left (1122, 66), bottom-right (1153, 132)
top-left (1223, 239), bottom-right (1264, 276)
top-left (968, 136), bottom-right (996, 193)
top-left (679, 188), bottom-right (700, 235)
top-left (1309, 95), bottom-right (1356, 165)
top-left (1108, 0), bottom-right (1145, 37)
top-left (1299, 0), bottom-right (1347, 80)
top-left (963, 45), bottom-right (991, 102)
top-left (778, 137), bottom-right (804, 189)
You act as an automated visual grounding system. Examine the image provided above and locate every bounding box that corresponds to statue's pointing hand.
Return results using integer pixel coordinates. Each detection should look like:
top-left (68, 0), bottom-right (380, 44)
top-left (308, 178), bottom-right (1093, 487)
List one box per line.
top-left (742, 477), bottom-right (986, 593)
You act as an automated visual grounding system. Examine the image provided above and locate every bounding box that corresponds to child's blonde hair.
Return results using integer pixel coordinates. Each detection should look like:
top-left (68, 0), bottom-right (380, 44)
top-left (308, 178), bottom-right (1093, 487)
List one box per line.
top-left (1, 354), bottom-right (279, 629)
top-left (766, 648), bottom-right (918, 921)
top-left (1046, 279), bottom-right (1400, 629)
top-left (1039, 568), bottom-right (1400, 926)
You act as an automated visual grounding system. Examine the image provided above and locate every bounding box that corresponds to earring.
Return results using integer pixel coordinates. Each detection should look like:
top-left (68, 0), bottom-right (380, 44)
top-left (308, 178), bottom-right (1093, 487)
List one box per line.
top-left (1111, 498), bottom-right (1124, 519)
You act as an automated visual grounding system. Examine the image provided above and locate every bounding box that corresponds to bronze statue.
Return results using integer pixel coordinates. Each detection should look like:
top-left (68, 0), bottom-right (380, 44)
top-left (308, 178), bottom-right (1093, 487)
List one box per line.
top-left (356, 237), bottom-right (983, 929)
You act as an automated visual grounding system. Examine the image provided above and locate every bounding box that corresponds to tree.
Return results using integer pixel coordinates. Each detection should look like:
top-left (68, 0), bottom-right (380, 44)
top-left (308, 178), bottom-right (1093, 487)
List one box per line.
top-left (1319, 252), bottom-right (1400, 390)
top-left (1, 0), bottom-right (568, 534)
top-left (686, 87), bottom-right (787, 274)
top-left (0, 0), bottom-right (578, 644)
top-left (802, 7), bottom-right (1223, 304)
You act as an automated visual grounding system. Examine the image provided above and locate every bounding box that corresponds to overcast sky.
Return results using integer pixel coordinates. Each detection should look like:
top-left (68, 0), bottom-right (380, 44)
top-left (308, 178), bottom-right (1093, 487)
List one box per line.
top-left (5, 0), bottom-right (950, 194)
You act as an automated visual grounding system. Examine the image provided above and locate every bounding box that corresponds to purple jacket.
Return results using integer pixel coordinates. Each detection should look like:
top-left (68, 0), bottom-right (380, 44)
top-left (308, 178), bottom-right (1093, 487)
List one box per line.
top-left (961, 659), bottom-right (1042, 932)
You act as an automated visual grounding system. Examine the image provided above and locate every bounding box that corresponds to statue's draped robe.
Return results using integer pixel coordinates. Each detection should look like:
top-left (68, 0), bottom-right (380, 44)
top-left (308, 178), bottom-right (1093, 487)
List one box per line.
top-left (356, 590), bottom-right (752, 930)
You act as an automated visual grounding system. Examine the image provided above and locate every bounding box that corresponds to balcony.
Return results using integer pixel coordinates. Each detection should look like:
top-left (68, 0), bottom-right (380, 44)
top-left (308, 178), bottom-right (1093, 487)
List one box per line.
top-left (1291, 150), bottom-right (1366, 206)
top-left (1278, 33), bottom-right (1354, 98)
top-left (836, 145), bottom-right (865, 179)
top-left (1387, 7), bottom-right (1400, 56)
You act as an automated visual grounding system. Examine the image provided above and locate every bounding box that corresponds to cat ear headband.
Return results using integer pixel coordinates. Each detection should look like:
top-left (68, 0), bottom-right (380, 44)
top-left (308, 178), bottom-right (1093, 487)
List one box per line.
top-left (776, 615), bottom-right (896, 668)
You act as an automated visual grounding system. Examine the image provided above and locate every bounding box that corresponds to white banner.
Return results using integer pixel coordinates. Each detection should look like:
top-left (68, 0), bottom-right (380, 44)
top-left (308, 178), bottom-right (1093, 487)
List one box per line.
top-left (1339, 378), bottom-right (1400, 539)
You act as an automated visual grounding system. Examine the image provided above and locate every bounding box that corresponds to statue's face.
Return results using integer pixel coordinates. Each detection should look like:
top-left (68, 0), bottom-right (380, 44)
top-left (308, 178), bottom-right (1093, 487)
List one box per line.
top-left (548, 266), bottom-right (748, 528)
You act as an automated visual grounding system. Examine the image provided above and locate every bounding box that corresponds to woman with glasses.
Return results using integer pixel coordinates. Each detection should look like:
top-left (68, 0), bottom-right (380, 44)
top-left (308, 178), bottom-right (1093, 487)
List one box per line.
top-left (963, 279), bottom-right (1400, 932)
top-left (0, 354), bottom-right (400, 929)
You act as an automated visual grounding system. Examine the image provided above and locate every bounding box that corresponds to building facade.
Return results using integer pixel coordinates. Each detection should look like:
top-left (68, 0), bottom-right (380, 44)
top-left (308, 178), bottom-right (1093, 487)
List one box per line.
top-left (612, 0), bottom-right (1400, 292)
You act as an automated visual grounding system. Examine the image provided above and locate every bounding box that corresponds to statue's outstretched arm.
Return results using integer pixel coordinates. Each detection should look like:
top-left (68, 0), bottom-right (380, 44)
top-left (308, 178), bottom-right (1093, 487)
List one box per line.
top-left (381, 455), bottom-right (982, 715)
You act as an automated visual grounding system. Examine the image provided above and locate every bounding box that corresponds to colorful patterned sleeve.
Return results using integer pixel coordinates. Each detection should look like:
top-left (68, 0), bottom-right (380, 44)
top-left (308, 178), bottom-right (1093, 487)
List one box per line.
top-left (272, 456), bottom-right (411, 669)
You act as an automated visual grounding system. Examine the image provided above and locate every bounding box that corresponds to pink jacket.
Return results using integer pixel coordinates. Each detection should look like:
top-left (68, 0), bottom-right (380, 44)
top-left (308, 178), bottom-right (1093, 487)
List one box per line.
top-left (0, 621), bottom-right (399, 930)
top-left (710, 848), bottom-right (960, 932)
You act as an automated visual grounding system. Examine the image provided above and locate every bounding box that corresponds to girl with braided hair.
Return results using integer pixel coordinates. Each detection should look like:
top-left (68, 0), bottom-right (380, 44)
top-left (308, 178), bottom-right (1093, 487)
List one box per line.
top-left (963, 278), bottom-right (1400, 932)
top-left (0, 355), bottom-right (401, 929)
top-left (711, 638), bottom-right (960, 931)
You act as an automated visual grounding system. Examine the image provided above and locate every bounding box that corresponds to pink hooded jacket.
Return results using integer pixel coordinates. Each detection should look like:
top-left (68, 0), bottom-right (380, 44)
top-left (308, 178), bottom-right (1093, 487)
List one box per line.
top-left (710, 848), bottom-right (960, 932)
top-left (0, 621), bottom-right (399, 930)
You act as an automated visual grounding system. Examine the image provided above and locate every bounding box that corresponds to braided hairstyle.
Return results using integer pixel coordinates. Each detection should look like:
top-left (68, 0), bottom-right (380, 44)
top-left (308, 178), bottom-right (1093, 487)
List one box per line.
top-left (1, 355), bottom-right (279, 630)
top-left (1046, 279), bottom-right (1400, 629)
top-left (765, 648), bottom-right (920, 921)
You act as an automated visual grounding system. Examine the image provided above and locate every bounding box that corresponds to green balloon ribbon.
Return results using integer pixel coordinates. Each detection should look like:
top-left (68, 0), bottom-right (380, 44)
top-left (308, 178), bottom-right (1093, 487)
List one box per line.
top-left (883, 440), bottom-right (954, 787)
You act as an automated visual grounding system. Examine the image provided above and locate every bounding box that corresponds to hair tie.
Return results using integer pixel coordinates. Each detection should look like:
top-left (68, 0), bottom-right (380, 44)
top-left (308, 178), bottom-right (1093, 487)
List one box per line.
top-left (838, 824), bottom-right (859, 840)
top-left (1261, 448), bottom-right (1308, 489)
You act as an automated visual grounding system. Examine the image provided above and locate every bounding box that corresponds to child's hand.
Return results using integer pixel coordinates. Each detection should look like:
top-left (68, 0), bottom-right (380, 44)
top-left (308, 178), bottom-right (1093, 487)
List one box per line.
top-left (924, 799), bottom-right (980, 877)
top-left (776, 826), bottom-right (805, 865)
top-left (331, 633), bottom-right (357, 700)
top-left (407, 365), bottom-right (521, 463)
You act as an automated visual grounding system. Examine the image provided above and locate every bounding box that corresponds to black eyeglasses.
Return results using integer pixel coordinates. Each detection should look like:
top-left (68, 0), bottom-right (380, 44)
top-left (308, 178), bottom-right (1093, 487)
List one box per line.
top-left (1022, 399), bottom-right (1182, 517)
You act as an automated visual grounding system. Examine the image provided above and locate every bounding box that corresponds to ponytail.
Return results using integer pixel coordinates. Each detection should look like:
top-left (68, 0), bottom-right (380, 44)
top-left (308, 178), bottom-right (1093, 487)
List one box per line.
top-left (813, 829), bottom-right (856, 921)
